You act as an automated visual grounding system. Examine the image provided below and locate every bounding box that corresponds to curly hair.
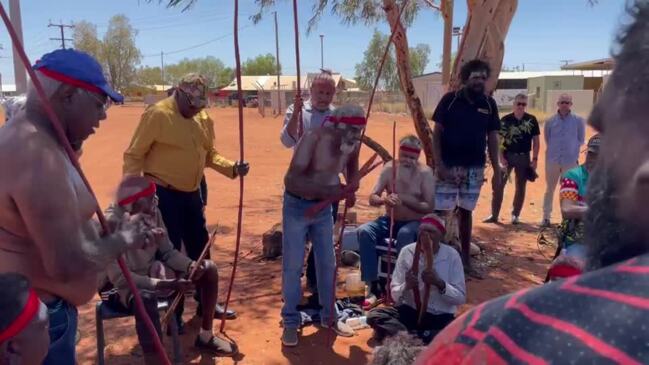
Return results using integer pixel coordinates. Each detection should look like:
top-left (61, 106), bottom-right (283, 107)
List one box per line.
top-left (371, 332), bottom-right (425, 365)
top-left (459, 59), bottom-right (491, 84)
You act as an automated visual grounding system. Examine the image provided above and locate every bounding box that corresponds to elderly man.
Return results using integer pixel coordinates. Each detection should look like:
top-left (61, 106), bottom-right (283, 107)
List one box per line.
top-left (0, 49), bottom-right (156, 365)
top-left (123, 73), bottom-right (248, 328)
top-left (484, 93), bottom-right (540, 224)
top-left (415, 3), bottom-right (649, 363)
top-left (280, 69), bottom-right (338, 297)
top-left (281, 104), bottom-right (363, 346)
top-left (103, 176), bottom-right (238, 360)
top-left (358, 135), bottom-right (435, 301)
top-left (541, 93), bottom-right (585, 227)
top-left (432, 59), bottom-right (502, 278)
top-left (367, 214), bottom-right (465, 345)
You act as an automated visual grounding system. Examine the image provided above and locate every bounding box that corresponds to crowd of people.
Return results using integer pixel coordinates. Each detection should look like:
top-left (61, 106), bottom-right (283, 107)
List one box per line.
top-left (1, 1), bottom-right (649, 363)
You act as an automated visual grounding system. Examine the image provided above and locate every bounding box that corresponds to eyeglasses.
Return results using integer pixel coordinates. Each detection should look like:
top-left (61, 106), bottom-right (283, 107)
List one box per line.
top-left (82, 89), bottom-right (110, 112)
top-left (516, 102), bottom-right (527, 106)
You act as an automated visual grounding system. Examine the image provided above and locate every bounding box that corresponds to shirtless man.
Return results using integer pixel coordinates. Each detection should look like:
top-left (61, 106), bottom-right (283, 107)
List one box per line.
top-left (358, 135), bottom-right (435, 301)
top-left (0, 49), bottom-right (157, 364)
top-left (281, 104), bottom-right (363, 347)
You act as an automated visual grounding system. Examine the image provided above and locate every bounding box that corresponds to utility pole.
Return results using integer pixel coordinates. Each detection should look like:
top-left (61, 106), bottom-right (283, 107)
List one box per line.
top-left (160, 51), bottom-right (165, 86)
top-left (48, 20), bottom-right (74, 49)
top-left (273, 11), bottom-right (282, 114)
top-left (9, 0), bottom-right (27, 94)
top-left (441, 0), bottom-right (454, 86)
top-left (319, 34), bottom-right (324, 69)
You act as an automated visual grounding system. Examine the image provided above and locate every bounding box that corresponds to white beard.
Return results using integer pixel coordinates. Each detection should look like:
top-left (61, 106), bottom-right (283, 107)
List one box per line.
top-left (340, 141), bottom-right (357, 155)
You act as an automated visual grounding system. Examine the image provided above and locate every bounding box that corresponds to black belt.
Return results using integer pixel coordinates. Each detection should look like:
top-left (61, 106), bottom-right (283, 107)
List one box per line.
top-left (285, 190), bottom-right (321, 202)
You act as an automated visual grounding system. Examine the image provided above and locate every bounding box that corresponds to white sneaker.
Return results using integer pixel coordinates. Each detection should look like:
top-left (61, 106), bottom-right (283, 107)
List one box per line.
top-left (321, 320), bottom-right (355, 337)
top-left (512, 215), bottom-right (520, 225)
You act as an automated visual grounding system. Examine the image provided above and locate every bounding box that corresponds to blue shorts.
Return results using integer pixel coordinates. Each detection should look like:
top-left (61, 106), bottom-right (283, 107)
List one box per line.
top-left (435, 167), bottom-right (485, 211)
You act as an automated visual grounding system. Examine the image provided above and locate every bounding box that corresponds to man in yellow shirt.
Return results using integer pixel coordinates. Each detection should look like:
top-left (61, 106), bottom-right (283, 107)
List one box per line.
top-left (123, 73), bottom-right (249, 329)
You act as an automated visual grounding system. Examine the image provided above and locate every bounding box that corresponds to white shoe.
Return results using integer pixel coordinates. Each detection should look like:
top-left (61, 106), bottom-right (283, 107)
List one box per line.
top-left (512, 215), bottom-right (520, 225)
top-left (321, 320), bottom-right (355, 337)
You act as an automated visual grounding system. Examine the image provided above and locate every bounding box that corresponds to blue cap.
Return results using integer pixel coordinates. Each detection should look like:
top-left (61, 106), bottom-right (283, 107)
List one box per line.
top-left (33, 49), bottom-right (124, 103)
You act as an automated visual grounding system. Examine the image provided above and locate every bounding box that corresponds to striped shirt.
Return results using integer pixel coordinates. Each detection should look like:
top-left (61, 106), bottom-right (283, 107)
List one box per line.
top-left (416, 254), bottom-right (649, 364)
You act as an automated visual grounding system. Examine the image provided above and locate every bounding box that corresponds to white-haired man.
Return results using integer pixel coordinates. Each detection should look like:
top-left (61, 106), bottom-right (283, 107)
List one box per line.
top-left (0, 49), bottom-right (157, 364)
top-left (541, 93), bottom-right (585, 227)
top-left (358, 135), bottom-right (435, 302)
top-left (367, 214), bottom-right (466, 345)
top-left (281, 103), bottom-right (362, 346)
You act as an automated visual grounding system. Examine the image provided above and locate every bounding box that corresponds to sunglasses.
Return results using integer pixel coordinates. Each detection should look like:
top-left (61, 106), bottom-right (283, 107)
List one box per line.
top-left (516, 102), bottom-right (527, 107)
top-left (82, 89), bottom-right (110, 112)
top-left (559, 101), bottom-right (572, 105)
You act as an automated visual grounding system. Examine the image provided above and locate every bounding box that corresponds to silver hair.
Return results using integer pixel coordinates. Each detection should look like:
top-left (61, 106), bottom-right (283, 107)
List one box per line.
top-left (514, 93), bottom-right (528, 101)
top-left (330, 103), bottom-right (365, 119)
top-left (371, 332), bottom-right (425, 365)
top-left (399, 134), bottom-right (422, 148)
top-left (1, 95), bottom-right (26, 121)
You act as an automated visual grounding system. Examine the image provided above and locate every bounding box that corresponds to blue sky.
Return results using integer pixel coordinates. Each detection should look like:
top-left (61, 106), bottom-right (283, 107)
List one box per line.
top-left (0, 0), bottom-right (627, 83)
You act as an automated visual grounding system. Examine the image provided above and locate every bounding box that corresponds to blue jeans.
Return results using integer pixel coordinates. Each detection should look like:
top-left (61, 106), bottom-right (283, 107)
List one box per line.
top-left (282, 192), bottom-right (338, 328)
top-left (43, 299), bottom-right (78, 365)
top-left (358, 216), bottom-right (420, 282)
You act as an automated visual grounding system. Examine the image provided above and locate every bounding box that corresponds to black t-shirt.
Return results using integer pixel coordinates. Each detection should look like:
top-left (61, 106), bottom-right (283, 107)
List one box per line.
top-left (499, 112), bottom-right (540, 154)
top-left (432, 90), bottom-right (501, 167)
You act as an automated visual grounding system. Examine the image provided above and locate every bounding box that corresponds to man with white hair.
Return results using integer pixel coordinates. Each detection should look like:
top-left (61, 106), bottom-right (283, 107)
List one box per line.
top-left (281, 103), bottom-right (362, 346)
top-left (367, 214), bottom-right (465, 345)
top-left (541, 93), bottom-right (585, 227)
top-left (358, 135), bottom-right (435, 302)
top-left (1, 95), bottom-right (26, 122)
top-left (0, 49), bottom-right (158, 364)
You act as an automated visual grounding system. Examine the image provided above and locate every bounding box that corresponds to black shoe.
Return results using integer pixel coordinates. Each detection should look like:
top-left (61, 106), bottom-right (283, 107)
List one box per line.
top-left (482, 215), bottom-right (498, 224)
top-left (194, 335), bottom-right (239, 357)
top-left (197, 304), bottom-right (237, 320)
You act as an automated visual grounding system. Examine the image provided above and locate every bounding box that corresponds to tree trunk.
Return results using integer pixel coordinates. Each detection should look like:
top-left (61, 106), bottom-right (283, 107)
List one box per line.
top-left (450, 0), bottom-right (517, 93)
top-left (382, 0), bottom-right (435, 167)
top-left (362, 134), bottom-right (393, 162)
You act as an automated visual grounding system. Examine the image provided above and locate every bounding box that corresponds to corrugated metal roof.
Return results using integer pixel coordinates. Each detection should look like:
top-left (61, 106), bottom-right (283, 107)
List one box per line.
top-left (498, 70), bottom-right (609, 79)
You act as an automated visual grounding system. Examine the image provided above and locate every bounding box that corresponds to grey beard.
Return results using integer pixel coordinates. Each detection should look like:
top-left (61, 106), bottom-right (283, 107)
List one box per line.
top-left (584, 163), bottom-right (648, 270)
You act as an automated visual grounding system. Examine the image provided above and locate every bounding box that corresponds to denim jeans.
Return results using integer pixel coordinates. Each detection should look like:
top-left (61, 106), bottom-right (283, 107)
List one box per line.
top-left (282, 192), bottom-right (338, 328)
top-left (43, 299), bottom-right (78, 365)
top-left (358, 216), bottom-right (420, 282)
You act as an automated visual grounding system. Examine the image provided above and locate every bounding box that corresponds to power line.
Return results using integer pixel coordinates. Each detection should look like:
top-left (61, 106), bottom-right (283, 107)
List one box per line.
top-left (48, 20), bottom-right (74, 49)
top-left (141, 24), bottom-right (253, 58)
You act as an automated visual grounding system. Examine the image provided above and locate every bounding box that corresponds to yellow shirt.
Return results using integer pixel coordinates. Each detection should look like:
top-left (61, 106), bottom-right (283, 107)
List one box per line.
top-left (123, 97), bottom-right (235, 192)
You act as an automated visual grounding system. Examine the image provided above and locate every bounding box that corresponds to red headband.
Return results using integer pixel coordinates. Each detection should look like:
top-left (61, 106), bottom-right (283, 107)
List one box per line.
top-left (325, 115), bottom-right (367, 126)
top-left (0, 289), bottom-right (40, 343)
top-left (118, 182), bottom-right (157, 206)
top-left (400, 145), bottom-right (421, 154)
top-left (38, 67), bottom-right (105, 95)
top-left (420, 216), bottom-right (446, 235)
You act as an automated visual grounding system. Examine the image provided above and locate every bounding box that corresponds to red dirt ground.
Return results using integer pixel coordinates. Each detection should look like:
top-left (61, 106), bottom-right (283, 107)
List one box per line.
top-left (5, 105), bottom-right (586, 364)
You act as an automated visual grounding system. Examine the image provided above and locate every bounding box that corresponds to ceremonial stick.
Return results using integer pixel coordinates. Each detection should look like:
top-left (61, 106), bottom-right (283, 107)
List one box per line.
top-left (410, 241), bottom-right (423, 313)
top-left (386, 121), bottom-right (397, 304)
top-left (292, 0), bottom-right (304, 138)
top-left (220, 0), bottom-right (247, 334)
top-left (0, 5), bottom-right (171, 365)
top-left (161, 228), bottom-right (217, 328)
top-left (418, 243), bottom-right (434, 326)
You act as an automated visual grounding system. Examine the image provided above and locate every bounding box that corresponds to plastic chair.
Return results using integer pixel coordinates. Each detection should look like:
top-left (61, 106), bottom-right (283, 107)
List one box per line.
top-left (95, 299), bottom-right (182, 365)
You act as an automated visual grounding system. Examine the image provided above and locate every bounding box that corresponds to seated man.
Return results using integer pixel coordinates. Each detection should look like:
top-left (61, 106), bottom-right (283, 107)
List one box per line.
top-left (358, 135), bottom-right (435, 299)
top-left (367, 214), bottom-right (466, 345)
top-left (103, 176), bottom-right (237, 362)
top-left (0, 273), bottom-right (49, 365)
